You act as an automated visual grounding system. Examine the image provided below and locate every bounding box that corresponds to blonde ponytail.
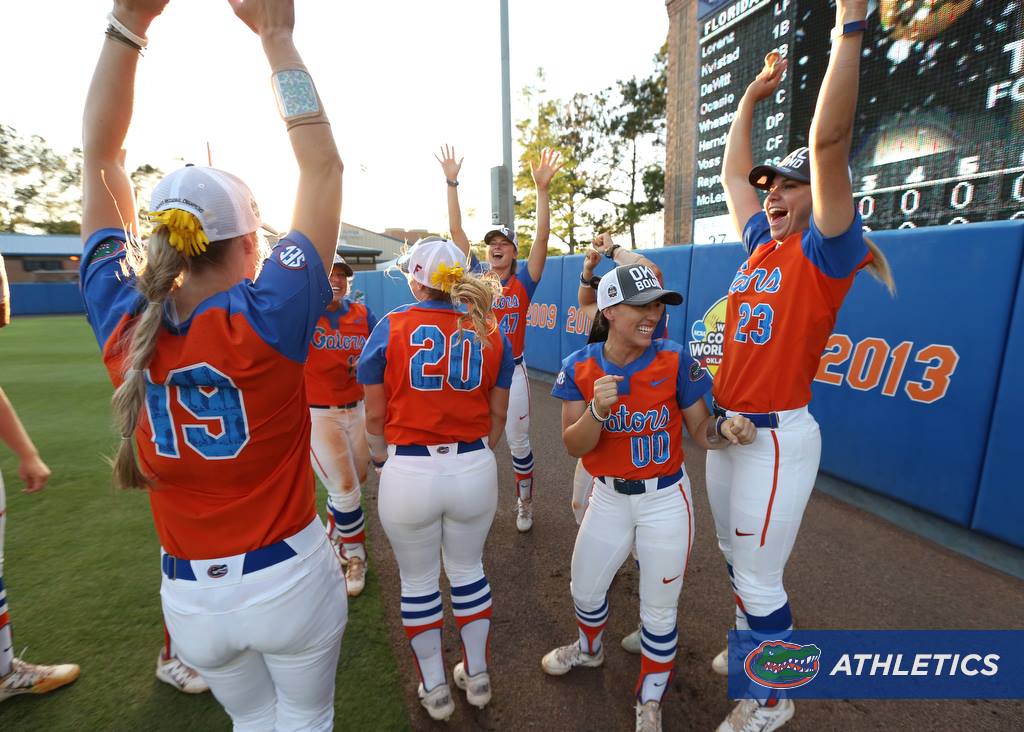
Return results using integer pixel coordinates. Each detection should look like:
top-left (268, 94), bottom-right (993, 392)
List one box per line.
top-left (863, 234), bottom-right (896, 297)
top-left (110, 226), bottom-right (186, 490)
top-left (450, 272), bottom-right (502, 348)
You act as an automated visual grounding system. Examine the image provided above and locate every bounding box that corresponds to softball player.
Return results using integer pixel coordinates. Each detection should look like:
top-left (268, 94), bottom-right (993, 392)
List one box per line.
top-left (357, 237), bottom-right (513, 721)
top-left (712, 3), bottom-right (894, 730)
top-left (306, 254), bottom-right (377, 597)
top-left (0, 387), bottom-right (80, 703)
top-left (438, 145), bottom-right (561, 531)
top-left (81, 1), bottom-right (348, 728)
top-left (544, 264), bottom-right (755, 732)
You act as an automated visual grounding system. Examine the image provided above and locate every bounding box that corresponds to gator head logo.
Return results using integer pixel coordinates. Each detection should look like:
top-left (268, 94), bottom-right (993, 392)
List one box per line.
top-left (688, 295), bottom-right (727, 378)
top-left (744, 640), bottom-right (821, 689)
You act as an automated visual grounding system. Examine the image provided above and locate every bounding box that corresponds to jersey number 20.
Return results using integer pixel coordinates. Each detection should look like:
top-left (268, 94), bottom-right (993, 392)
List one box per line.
top-left (145, 363), bottom-right (250, 459)
top-left (410, 325), bottom-right (484, 391)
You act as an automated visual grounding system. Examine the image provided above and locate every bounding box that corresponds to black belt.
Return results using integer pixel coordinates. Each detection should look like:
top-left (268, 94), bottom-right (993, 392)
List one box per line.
top-left (309, 401), bottom-right (360, 410)
top-left (395, 439), bottom-right (485, 456)
top-left (513, 355), bottom-right (524, 365)
top-left (712, 400), bottom-right (779, 429)
top-left (599, 468), bottom-right (684, 496)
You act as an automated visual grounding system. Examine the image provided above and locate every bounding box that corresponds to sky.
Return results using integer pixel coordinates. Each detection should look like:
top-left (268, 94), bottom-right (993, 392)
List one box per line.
top-left (2, 1), bottom-right (669, 246)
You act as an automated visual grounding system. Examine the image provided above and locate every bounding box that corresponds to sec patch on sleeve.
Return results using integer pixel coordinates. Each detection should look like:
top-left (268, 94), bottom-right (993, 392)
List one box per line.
top-left (556, 370), bottom-right (566, 385)
top-left (275, 244), bottom-right (307, 270)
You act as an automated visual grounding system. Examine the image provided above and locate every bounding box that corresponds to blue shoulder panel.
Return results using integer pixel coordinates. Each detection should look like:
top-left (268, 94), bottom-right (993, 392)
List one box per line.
top-left (496, 333), bottom-right (515, 389)
top-left (235, 230), bottom-right (332, 363)
top-left (517, 265), bottom-right (539, 301)
top-left (80, 228), bottom-right (143, 350)
top-left (802, 211), bottom-right (868, 278)
top-left (743, 212), bottom-right (773, 255)
top-left (552, 345), bottom-right (593, 401)
top-left (356, 305), bottom-right (410, 385)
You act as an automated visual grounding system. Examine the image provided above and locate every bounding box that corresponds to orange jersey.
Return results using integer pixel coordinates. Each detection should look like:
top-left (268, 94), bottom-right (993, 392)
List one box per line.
top-left (81, 227), bottom-right (332, 560)
top-left (356, 300), bottom-right (514, 444)
top-left (552, 340), bottom-right (711, 480)
top-left (493, 268), bottom-right (538, 358)
top-left (713, 212), bottom-right (872, 413)
top-left (304, 300), bottom-right (377, 405)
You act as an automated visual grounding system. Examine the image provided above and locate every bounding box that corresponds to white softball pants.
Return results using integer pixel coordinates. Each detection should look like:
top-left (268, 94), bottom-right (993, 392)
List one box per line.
top-left (571, 472), bottom-right (695, 638)
top-left (377, 447), bottom-right (498, 596)
top-left (161, 518), bottom-right (348, 732)
top-left (309, 404), bottom-right (370, 504)
top-left (705, 406), bottom-right (821, 626)
top-left (504, 362), bottom-right (534, 478)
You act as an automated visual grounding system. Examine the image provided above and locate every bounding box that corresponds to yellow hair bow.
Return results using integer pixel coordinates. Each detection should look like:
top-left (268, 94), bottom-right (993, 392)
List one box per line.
top-left (146, 209), bottom-right (210, 258)
top-left (430, 262), bottom-right (465, 293)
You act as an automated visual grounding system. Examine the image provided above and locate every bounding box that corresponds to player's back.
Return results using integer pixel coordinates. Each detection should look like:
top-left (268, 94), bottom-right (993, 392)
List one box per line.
top-left (358, 300), bottom-right (513, 446)
top-left (81, 228), bottom-right (331, 559)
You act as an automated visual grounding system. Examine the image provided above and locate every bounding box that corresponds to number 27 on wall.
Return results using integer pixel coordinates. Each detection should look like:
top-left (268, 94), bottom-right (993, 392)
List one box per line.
top-left (815, 335), bottom-right (959, 404)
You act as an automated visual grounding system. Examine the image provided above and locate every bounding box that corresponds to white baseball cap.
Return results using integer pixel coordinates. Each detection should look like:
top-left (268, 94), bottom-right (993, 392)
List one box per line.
top-left (332, 253), bottom-right (354, 276)
top-left (149, 166), bottom-right (262, 241)
top-left (404, 237), bottom-right (469, 288)
top-left (597, 264), bottom-right (683, 310)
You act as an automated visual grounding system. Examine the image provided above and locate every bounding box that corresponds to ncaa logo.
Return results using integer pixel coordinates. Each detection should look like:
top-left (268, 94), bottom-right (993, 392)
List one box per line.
top-left (207, 564), bottom-right (229, 579)
top-left (277, 245), bottom-right (306, 270)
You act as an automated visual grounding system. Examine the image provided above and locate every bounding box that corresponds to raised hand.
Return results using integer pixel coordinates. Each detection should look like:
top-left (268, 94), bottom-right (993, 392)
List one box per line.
top-left (592, 232), bottom-right (616, 256)
top-left (592, 374), bottom-right (623, 418)
top-left (112, 0), bottom-right (170, 33)
top-left (582, 247), bottom-right (601, 277)
top-left (746, 50), bottom-right (788, 103)
top-left (434, 144), bottom-right (464, 182)
top-left (531, 147), bottom-right (563, 191)
top-left (228, 0), bottom-right (295, 37)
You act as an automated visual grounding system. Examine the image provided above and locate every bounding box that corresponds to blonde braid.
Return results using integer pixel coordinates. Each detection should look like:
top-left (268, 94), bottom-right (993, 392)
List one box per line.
top-left (450, 271), bottom-right (502, 348)
top-left (110, 226), bottom-right (185, 490)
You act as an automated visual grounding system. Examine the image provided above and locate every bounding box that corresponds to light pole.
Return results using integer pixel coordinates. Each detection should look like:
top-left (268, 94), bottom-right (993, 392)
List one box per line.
top-left (492, 0), bottom-right (515, 229)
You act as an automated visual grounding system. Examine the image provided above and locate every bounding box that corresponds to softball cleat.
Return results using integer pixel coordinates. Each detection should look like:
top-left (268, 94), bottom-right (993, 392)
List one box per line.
top-left (417, 682), bottom-right (455, 722)
top-left (515, 497), bottom-right (534, 532)
top-left (0, 657), bottom-right (80, 702)
top-left (621, 624), bottom-right (642, 655)
top-left (541, 639), bottom-right (604, 676)
top-left (453, 661), bottom-right (491, 708)
top-left (156, 652), bottom-right (209, 694)
top-left (345, 556), bottom-right (367, 597)
top-left (717, 698), bottom-right (794, 732)
top-left (711, 647), bottom-right (729, 675)
top-left (635, 700), bottom-right (662, 732)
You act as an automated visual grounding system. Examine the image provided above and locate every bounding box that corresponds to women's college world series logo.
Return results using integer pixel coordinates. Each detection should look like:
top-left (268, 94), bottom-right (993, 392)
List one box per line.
top-left (689, 296), bottom-right (728, 378)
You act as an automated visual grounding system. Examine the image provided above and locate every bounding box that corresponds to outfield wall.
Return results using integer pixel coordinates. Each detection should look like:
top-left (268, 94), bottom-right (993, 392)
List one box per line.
top-left (353, 222), bottom-right (1024, 549)
top-left (9, 282), bottom-right (86, 315)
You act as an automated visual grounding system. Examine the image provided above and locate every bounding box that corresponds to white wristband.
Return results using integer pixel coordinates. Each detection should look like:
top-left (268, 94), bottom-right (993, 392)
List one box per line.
top-left (107, 12), bottom-right (148, 48)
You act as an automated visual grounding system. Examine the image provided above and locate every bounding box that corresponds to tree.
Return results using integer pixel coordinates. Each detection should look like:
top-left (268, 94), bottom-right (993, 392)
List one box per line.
top-left (0, 125), bottom-right (82, 234)
top-left (515, 84), bottom-right (610, 254)
top-left (601, 44), bottom-right (668, 248)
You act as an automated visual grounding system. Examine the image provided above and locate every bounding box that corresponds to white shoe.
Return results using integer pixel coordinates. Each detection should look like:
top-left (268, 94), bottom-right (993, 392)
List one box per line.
top-left (453, 661), bottom-right (491, 708)
top-left (417, 682), bottom-right (455, 721)
top-left (516, 497), bottom-right (533, 532)
top-left (0, 657), bottom-right (80, 702)
top-left (712, 647), bottom-right (729, 675)
top-left (156, 653), bottom-right (209, 694)
top-left (541, 640), bottom-right (604, 676)
top-left (717, 698), bottom-right (794, 732)
top-left (345, 556), bottom-right (367, 597)
top-left (636, 700), bottom-right (662, 732)
top-left (621, 624), bottom-right (642, 655)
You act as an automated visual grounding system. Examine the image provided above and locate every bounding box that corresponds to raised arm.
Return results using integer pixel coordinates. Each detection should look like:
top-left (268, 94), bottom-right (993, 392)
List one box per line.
top-left (577, 247), bottom-right (602, 316)
top-left (435, 145), bottom-right (471, 256)
top-left (809, 0), bottom-right (866, 237)
top-left (230, 0), bottom-right (342, 272)
top-left (721, 52), bottom-right (788, 239)
top-left (82, 0), bottom-right (169, 239)
top-left (0, 254), bottom-right (10, 328)
top-left (527, 148), bottom-right (562, 282)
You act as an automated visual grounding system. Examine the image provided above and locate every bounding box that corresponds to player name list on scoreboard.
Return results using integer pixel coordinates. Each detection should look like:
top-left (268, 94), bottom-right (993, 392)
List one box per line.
top-left (693, 0), bottom-right (795, 244)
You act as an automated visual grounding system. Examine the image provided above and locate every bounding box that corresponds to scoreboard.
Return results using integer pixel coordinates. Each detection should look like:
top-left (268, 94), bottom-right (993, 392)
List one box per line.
top-left (692, 0), bottom-right (1024, 244)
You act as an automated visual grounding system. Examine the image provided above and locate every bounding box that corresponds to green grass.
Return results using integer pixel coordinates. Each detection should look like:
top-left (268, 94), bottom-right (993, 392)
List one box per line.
top-left (0, 316), bottom-right (408, 731)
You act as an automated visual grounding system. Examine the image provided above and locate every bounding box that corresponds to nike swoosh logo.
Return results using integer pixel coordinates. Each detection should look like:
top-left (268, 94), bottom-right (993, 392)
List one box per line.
top-left (662, 575), bottom-right (681, 584)
top-left (651, 378), bottom-right (668, 387)
top-left (735, 529), bottom-right (755, 536)
top-left (518, 414), bottom-right (528, 420)
top-left (653, 681), bottom-right (665, 688)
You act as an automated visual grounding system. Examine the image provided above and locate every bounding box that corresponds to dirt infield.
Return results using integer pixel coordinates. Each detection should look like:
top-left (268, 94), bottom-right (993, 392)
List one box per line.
top-left (362, 379), bottom-right (1024, 731)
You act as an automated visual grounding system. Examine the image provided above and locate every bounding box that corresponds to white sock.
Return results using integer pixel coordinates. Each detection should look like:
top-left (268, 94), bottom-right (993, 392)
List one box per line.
top-left (459, 619), bottom-right (490, 676)
top-left (640, 670), bottom-right (670, 704)
top-left (410, 628), bottom-right (446, 691)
